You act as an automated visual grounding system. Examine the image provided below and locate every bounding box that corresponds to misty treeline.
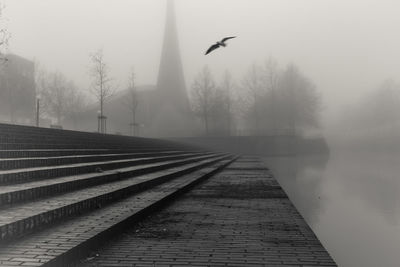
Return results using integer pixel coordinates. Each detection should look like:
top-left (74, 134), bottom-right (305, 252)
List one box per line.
top-left (35, 65), bottom-right (87, 127)
top-left (190, 58), bottom-right (321, 136)
top-left (35, 49), bottom-right (137, 130)
top-left (337, 79), bottom-right (400, 137)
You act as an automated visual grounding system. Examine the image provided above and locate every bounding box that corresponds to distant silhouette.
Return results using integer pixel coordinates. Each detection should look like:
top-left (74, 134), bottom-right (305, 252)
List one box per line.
top-left (205, 36), bottom-right (236, 55)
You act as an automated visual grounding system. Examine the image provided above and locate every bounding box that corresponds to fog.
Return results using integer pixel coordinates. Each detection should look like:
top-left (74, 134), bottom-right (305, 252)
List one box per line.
top-left (5, 0), bottom-right (400, 125)
top-left (2, 1), bottom-right (400, 266)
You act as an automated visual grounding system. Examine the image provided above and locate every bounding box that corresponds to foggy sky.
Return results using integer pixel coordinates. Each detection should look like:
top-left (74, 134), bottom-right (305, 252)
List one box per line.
top-left (4, 0), bottom-right (400, 123)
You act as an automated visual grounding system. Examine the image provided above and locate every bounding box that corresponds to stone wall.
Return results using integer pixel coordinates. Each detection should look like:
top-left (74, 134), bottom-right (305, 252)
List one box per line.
top-left (174, 135), bottom-right (330, 156)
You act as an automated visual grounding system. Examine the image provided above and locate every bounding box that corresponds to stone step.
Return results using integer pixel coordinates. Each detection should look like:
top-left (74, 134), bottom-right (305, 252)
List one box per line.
top-left (0, 137), bottom-right (186, 150)
top-left (0, 133), bottom-right (192, 150)
top-left (0, 132), bottom-right (130, 141)
top-left (0, 151), bottom-right (194, 170)
top-left (0, 155), bottom-right (232, 244)
top-left (0, 148), bottom-right (183, 158)
top-left (0, 142), bottom-right (173, 150)
top-left (0, 142), bottom-right (193, 150)
top-left (0, 136), bottom-right (169, 149)
top-left (0, 124), bottom-right (142, 142)
top-left (0, 124), bottom-right (192, 151)
top-left (0, 135), bottom-right (124, 144)
top-left (0, 157), bottom-right (236, 267)
top-left (0, 153), bottom-right (220, 206)
top-left (0, 152), bottom-right (208, 184)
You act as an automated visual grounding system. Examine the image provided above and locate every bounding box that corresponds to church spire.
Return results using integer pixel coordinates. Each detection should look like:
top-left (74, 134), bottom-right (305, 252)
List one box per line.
top-left (156, 0), bottom-right (188, 110)
top-left (150, 0), bottom-right (194, 137)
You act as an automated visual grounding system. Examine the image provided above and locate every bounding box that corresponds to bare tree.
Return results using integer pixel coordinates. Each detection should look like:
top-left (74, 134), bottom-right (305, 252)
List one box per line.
top-left (240, 60), bottom-right (320, 136)
top-left (279, 64), bottom-right (321, 134)
top-left (89, 49), bottom-right (115, 133)
top-left (263, 57), bottom-right (279, 134)
top-left (39, 71), bottom-right (85, 126)
top-left (34, 62), bottom-right (48, 114)
top-left (40, 71), bottom-right (68, 125)
top-left (191, 66), bottom-right (216, 135)
top-left (35, 65), bottom-right (87, 128)
top-left (242, 63), bottom-right (265, 134)
top-left (0, 3), bottom-right (10, 63)
top-left (219, 70), bottom-right (236, 135)
top-left (0, 4), bottom-right (11, 122)
top-left (124, 69), bottom-right (139, 136)
top-left (209, 87), bottom-right (231, 135)
top-left (64, 81), bottom-right (87, 130)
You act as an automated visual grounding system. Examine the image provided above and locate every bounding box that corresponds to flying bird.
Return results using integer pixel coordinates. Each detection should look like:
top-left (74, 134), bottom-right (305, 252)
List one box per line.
top-left (205, 36), bottom-right (236, 55)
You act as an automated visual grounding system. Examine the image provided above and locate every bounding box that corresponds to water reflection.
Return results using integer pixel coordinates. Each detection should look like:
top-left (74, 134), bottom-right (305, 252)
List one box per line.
top-left (327, 153), bottom-right (400, 225)
top-left (263, 152), bottom-right (400, 267)
top-left (263, 155), bottom-right (329, 226)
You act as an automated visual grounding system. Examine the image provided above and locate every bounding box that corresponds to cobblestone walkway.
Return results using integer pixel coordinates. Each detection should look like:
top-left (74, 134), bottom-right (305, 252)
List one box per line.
top-left (79, 157), bottom-right (336, 267)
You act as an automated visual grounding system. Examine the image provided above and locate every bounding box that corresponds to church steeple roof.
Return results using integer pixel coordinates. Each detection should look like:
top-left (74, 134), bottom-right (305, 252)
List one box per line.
top-left (156, 0), bottom-right (189, 110)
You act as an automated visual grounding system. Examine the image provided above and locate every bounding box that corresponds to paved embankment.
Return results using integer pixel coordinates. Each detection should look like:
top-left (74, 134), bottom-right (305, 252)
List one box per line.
top-left (79, 157), bottom-right (336, 267)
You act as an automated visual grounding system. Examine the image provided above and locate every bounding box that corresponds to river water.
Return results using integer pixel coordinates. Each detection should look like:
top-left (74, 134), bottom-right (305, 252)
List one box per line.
top-left (263, 151), bottom-right (400, 267)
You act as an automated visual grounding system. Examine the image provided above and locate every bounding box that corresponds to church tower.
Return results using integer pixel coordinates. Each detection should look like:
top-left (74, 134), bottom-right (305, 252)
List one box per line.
top-left (153, 0), bottom-right (193, 136)
top-left (157, 0), bottom-right (189, 110)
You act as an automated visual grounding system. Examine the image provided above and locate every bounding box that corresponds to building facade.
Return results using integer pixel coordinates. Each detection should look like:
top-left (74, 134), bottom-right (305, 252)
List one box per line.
top-left (0, 54), bottom-right (36, 124)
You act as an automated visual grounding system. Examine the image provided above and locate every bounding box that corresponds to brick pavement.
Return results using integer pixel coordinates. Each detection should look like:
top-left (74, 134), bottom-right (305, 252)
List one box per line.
top-left (79, 157), bottom-right (336, 267)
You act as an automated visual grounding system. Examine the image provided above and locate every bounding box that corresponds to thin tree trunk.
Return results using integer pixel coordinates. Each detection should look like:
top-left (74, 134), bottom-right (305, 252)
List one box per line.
top-left (204, 114), bottom-right (209, 135)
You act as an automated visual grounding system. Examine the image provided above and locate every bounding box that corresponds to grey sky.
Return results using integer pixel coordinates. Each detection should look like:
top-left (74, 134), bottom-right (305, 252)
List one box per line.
top-left (4, 0), bottom-right (400, 120)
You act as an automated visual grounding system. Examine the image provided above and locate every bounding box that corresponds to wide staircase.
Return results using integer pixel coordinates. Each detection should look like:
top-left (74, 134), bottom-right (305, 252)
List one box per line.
top-left (0, 123), bottom-right (236, 267)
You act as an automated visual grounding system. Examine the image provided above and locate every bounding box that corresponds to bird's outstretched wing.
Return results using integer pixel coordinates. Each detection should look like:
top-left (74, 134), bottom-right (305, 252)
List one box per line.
top-left (221, 36), bottom-right (236, 43)
top-left (205, 43), bottom-right (220, 55)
